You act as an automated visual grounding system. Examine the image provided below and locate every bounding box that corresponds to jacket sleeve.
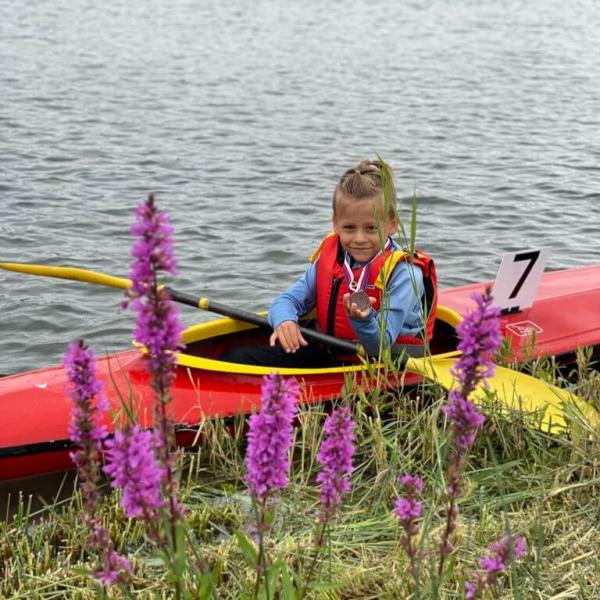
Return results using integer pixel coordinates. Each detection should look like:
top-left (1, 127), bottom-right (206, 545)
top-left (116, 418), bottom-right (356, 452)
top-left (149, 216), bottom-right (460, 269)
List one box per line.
top-left (349, 261), bottom-right (424, 354)
top-left (268, 262), bottom-right (318, 329)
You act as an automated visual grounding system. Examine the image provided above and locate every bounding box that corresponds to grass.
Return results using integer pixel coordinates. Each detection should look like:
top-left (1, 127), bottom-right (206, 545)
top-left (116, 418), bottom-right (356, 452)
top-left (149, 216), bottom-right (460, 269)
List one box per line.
top-left (1, 350), bottom-right (599, 599)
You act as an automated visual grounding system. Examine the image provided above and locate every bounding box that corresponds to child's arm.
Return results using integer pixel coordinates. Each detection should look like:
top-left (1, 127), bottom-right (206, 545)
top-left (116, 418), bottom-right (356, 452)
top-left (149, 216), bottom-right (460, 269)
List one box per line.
top-left (268, 263), bottom-right (317, 353)
top-left (348, 262), bottom-right (425, 355)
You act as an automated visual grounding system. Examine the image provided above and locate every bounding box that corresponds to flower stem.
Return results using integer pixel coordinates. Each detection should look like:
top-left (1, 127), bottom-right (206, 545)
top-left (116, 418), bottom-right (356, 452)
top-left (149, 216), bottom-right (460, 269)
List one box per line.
top-left (299, 522), bottom-right (327, 598)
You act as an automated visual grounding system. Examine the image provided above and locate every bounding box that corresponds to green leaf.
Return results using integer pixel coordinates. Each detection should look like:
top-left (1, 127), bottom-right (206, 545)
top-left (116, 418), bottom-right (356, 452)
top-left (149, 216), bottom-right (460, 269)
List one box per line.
top-left (235, 530), bottom-right (258, 567)
top-left (173, 521), bottom-right (188, 577)
top-left (267, 558), bottom-right (282, 594)
top-left (263, 508), bottom-right (274, 527)
top-left (409, 193), bottom-right (417, 258)
top-left (197, 568), bottom-right (218, 600)
top-left (280, 562), bottom-right (297, 600)
top-left (258, 558), bottom-right (281, 600)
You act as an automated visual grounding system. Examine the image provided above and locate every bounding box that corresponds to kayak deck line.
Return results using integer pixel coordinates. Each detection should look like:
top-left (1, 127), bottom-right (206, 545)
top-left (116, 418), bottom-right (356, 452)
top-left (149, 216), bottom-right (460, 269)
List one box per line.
top-left (1, 265), bottom-right (600, 482)
top-left (0, 439), bottom-right (73, 459)
top-left (0, 421), bottom-right (226, 460)
top-left (0, 423), bottom-right (229, 483)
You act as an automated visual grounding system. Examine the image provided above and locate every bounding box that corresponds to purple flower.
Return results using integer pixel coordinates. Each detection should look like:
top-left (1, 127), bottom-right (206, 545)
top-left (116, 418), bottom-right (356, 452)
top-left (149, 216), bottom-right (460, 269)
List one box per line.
top-left (438, 289), bottom-right (501, 572)
top-left (64, 340), bottom-right (108, 512)
top-left (65, 340), bottom-right (107, 445)
top-left (394, 496), bottom-right (423, 524)
top-left (395, 496), bottom-right (421, 520)
top-left (129, 196), bottom-right (178, 294)
top-left (480, 535), bottom-right (527, 573)
top-left (316, 406), bottom-right (356, 518)
top-left (103, 425), bottom-right (166, 519)
top-left (125, 194), bottom-right (183, 395)
top-left (399, 474), bottom-right (423, 493)
top-left (245, 374), bottom-right (299, 503)
top-left (124, 195), bottom-right (184, 521)
top-left (393, 474), bottom-right (423, 530)
top-left (465, 577), bottom-right (484, 599)
top-left (97, 552), bottom-right (133, 586)
top-left (442, 287), bottom-right (501, 451)
top-left (64, 341), bottom-right (132, 587)
top-left (91, 523), bottom-right (133, 586)
top-left (466, 535), bottom-right (527, 598)
top-left (393, 473), bottom-right (424, 582)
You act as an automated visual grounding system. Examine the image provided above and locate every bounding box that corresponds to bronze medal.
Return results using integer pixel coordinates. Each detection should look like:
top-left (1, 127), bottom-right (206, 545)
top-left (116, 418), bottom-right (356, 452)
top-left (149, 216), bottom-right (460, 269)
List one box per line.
top-left (350, 290), bottom-right (370, 311)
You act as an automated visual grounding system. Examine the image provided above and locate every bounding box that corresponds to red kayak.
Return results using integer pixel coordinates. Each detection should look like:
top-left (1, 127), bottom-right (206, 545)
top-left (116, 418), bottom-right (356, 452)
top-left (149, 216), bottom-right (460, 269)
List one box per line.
top-left (1, 265), bottom-right (599, 482)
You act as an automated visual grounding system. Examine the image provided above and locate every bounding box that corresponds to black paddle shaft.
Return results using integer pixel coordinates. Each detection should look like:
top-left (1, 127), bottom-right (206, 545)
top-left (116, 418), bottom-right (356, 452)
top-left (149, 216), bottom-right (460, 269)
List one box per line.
top-left (167, 288), bottom-right (365, 357)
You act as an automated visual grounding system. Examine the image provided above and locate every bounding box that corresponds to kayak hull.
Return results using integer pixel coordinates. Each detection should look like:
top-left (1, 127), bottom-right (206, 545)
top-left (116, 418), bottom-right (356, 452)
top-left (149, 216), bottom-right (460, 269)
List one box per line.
top-left (0, 346), bottom-right (411, 481)
top-left (1, 265), bottom-right (599, 482)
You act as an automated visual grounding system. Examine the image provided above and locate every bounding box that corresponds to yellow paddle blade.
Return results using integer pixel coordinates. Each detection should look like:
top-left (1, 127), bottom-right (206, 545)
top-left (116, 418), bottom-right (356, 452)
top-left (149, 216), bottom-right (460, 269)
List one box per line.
top-left (0, 262), bottom-right (131, 290)
top-left (406, 356), bottom-right (600, 434)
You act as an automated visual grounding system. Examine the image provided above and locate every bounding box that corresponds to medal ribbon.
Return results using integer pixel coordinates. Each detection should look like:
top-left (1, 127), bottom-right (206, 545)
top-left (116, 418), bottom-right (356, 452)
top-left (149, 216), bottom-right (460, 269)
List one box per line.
top-left (342, 237), bottom-right (392, 292)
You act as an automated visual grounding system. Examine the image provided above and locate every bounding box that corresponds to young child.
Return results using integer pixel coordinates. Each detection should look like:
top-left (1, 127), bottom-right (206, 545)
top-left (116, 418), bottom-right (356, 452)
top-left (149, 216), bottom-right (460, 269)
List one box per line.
top-left (225, 159), bottom-right (437, 367)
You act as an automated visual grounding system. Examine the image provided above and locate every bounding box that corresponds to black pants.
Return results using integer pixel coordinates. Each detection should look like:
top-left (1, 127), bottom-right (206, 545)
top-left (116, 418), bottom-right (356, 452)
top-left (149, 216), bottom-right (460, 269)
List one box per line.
top-left (221, 343), bottom-right (343, 368)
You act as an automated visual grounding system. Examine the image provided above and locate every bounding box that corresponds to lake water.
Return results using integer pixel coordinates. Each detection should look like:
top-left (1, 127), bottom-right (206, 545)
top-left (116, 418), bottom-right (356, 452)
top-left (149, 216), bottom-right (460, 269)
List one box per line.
top-left (1, 0), bottom-right (599, 375)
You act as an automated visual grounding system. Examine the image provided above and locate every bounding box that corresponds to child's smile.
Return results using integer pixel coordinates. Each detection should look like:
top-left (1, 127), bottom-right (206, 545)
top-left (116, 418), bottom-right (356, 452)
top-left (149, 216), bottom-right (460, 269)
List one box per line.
top-left (332, 193), bottom-right (397, 263)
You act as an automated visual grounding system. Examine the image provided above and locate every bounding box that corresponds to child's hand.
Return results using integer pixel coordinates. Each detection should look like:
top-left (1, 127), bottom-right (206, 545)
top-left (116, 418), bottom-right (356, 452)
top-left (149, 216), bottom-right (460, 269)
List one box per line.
top-left (343, 293), bottom-right (376, 319)
top-left (270, 320), bottom-right (308, 353)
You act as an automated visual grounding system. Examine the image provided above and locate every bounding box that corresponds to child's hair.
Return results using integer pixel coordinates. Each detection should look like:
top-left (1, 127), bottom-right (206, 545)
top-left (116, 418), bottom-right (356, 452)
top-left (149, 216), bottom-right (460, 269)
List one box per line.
top-left (332, 158), bottom-right (397, 218)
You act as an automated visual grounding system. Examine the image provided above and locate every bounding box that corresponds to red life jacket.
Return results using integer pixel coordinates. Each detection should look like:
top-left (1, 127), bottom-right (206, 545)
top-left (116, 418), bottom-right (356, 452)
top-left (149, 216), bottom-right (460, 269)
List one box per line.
top-left (312, 234), bottom-right (437, 347)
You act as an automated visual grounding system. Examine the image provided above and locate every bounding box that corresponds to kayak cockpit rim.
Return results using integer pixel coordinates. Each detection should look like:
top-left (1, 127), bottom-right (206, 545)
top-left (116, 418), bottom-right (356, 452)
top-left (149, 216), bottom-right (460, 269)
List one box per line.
top-left (173, 304), bottom-right (463, 376)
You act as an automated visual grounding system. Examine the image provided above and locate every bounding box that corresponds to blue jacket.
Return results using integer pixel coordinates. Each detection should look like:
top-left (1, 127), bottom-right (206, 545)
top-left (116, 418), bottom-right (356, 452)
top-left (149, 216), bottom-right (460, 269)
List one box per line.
top-left (268, 238), bottom-right (425, 355)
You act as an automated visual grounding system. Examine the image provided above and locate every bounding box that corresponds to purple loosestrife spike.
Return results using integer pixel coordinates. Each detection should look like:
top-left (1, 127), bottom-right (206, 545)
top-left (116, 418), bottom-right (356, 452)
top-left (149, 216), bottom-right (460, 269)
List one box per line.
top-left (245, 374), bottom-right (299, 503)
top-left (480, 535), bottom-right (527, 572)
top-left (466, 535), bottom-right (527, 598)
top-left (125, 195), bottom-right (184, 521)
top-left (91, 523), bottom-right (133, 586)
top-left (128, 195), bottom-right (178, 292)
top-left (394, 475), bottom-right (423, 529)
top-left (126, 194), bottom-right (183, 396)
top-left (64, 340), bottom-right (108, 512)
top-left (399, 474), bottom-right (423, 493)
top-left (298, 407), bottom-right (355, 598)
top-left (438, 288), bottom-right (501, 573)
top-left (442, 287), bottom-right (501, 452)
top-left (64, 342), bottom-right (131, 586)
top-left (97, 552), bottom-right (133, 586)
top-left (316, 406), bottom-right (356, 519)
top-left (465, 578), bottom-right (484, 600)
top-left (394, 497), bottom-right (422, 523)
top-left (65, 340), bottom-right (107, 444)
top-left (103, 425), bottom-right (166, 520)
top-left (394, 474), bottom-right (424, 582)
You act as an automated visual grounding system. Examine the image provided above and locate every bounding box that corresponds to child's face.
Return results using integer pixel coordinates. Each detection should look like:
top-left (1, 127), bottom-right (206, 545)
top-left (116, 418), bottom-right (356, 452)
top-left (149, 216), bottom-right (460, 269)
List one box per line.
top-left (332, 193), bottom-right (398, 263)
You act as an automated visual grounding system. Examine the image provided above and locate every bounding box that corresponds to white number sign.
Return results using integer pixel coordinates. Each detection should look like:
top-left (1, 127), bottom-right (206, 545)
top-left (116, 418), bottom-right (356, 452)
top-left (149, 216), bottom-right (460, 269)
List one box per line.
top-left (491, 248), bottom-right (551, 312)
